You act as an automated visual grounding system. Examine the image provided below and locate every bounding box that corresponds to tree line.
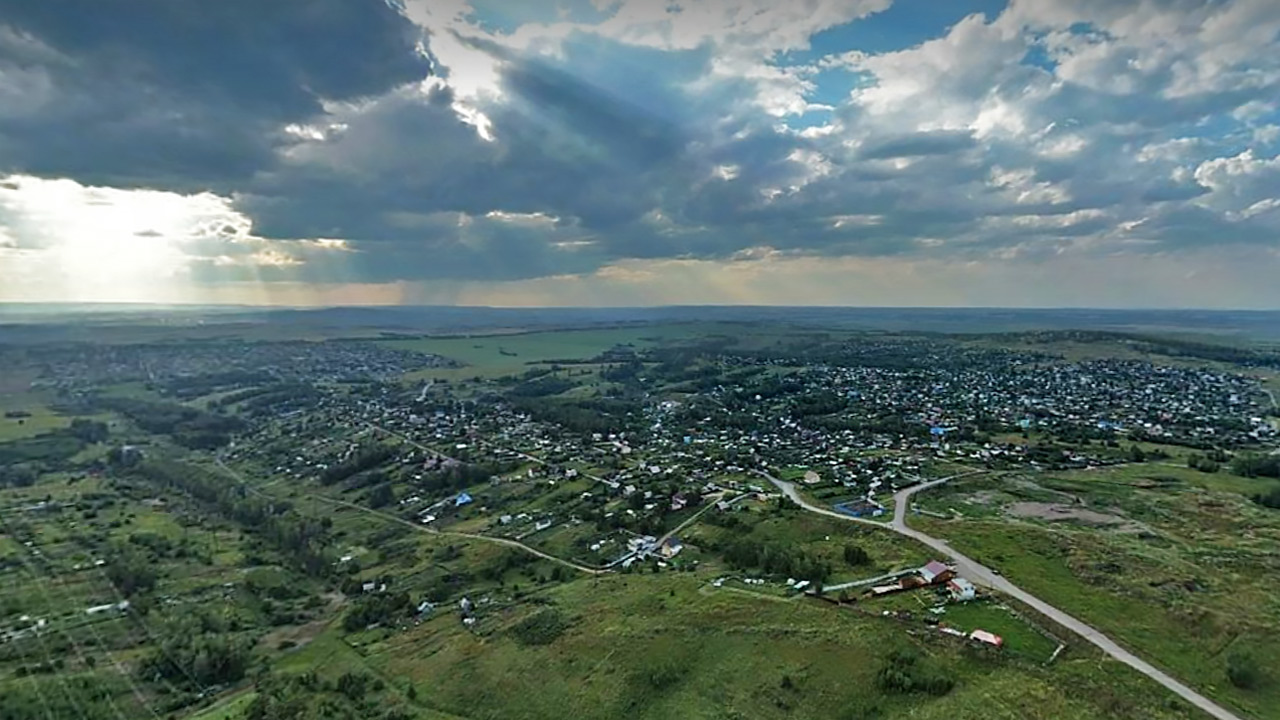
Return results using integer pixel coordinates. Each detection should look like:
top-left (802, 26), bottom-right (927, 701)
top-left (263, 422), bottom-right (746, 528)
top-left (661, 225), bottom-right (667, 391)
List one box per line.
top-left (127, 460), bottom-right (337, 577)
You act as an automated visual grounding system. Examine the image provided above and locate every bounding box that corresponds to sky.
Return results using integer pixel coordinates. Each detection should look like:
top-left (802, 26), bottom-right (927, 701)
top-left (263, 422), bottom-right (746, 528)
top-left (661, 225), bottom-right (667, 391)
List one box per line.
top-left (0, 0), bottom-right (1278, 308)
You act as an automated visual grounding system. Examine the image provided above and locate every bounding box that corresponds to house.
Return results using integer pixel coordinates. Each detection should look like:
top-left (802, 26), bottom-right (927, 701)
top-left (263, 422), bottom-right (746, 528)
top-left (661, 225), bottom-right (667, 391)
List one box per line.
top-left (628, 535), bottom-right (657, 553)
top-left (969, 629), bottom-right (1004, 647)
top-left (920, 560), bottom-right (954, 585)
top-left (802, 470), bottom-right (821, 485)
top-left (947, 577), bottom-right (976, 601)
top-left (658, 537), bottom-right (683, 559)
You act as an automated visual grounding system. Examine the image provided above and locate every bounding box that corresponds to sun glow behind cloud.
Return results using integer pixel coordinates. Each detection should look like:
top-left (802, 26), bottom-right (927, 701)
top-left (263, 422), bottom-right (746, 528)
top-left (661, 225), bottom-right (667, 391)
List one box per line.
top-left (0, 0), bottom-right (1278, 307)
top-left (0, 177), bottom-right (203, 301)
top-left (0, 176), bottom-right (368, 304)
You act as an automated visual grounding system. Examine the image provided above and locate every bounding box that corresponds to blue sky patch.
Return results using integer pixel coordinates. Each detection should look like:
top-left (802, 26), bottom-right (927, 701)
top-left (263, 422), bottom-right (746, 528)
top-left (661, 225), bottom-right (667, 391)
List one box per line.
top-left (779, 0), bottom-right (1009, 65)
top-left (806, 66), bottom-right (875, 109)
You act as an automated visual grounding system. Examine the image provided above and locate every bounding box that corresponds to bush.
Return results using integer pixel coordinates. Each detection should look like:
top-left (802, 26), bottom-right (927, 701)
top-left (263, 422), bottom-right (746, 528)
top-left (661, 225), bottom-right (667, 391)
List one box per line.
top-left (509, 608), bottom-right (570, 647)
top-left (105, 549), bottom-right (158, 597)
top-left (1233, 454), bottom-right (1280, 479)
top-left (876, 648), bottom-right (954, 697)
top-left (343, 592), bottom-right (412, 632)
top-left (843, 544), bottom-right (870, 566)
top-left (1253, 487), bottom-right (1280, 510)
top-left (1227, 650), bottom-right (1263, 690)
top-left (638, 659), bottom-right (684, 690)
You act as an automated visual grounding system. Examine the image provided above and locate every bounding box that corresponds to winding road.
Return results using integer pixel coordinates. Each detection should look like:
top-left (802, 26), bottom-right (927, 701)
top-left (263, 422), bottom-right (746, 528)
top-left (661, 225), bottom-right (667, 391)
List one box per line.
top-left (759, 470), bottom-right (1246, 720)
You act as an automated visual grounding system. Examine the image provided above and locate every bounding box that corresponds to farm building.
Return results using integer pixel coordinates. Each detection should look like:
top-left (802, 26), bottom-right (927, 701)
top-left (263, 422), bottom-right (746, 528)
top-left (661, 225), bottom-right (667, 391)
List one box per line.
top-left (920, 560), bottom-right (954, 585)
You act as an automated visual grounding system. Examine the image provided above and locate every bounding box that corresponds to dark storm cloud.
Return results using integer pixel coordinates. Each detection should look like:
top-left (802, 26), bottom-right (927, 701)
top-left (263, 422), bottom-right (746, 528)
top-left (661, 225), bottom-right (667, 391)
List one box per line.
top-left (0, 0), bottom-right (428, 190)
top-left (234, 32), bottom-right (723, 279)
top-left (3, 0), bottom-right (1277, 291)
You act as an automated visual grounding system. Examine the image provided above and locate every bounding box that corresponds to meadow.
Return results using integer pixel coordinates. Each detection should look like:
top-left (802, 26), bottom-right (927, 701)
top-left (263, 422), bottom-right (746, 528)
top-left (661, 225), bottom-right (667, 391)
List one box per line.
top-left (381, 325), bottom-right (703, 380)
top-left (912, 464), bottom-right (1280, 719)
top-left (349, 571), bottom-right (1202, 720)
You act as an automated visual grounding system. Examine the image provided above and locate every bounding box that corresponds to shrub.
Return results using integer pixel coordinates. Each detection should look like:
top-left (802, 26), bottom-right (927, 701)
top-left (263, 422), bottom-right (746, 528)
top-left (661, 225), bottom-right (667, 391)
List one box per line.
top-left (876, 648), bottom-right (954, 697)
top-left (1227, 650), bottom-right (1263, 690)
top-left (509, 608), bottom-right (570, 646)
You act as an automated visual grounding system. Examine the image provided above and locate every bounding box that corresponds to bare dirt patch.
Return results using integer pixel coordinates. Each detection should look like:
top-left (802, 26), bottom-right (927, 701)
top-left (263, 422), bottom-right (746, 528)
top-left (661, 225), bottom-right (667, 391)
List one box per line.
top-left (1007, 502), bottom-right (1129, 527)
top-left (965, 490), bottom-right (1002, 506)
top-left (257, 591), bottom-right (345, 654)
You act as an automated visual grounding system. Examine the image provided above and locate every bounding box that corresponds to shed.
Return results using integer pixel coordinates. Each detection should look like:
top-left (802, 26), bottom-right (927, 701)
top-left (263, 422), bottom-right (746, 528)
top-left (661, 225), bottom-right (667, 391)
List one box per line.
top-left (920, 560), bottom-right (953, 585)
top-left (455, 492), bottom-right (474, 507)
top-left (947, 577), bottom-right (976, 601)
top-left (969, 629), bottom-right (1004, 647)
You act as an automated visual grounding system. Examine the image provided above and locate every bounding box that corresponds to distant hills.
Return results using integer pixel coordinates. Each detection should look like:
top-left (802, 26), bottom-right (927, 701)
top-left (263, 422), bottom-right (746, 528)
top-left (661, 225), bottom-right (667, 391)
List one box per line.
top-left (2, 304), bottom-right (1279, 341)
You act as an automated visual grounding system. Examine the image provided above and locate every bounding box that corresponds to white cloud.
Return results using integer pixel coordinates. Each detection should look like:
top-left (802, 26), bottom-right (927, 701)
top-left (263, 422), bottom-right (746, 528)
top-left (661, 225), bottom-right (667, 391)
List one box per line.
top-left (1193, 149), bottom-right (1280, 213)
top-left (588, 0), bottom-right (891, 54)
top-left (3, 0), bottom-right (1279, 306)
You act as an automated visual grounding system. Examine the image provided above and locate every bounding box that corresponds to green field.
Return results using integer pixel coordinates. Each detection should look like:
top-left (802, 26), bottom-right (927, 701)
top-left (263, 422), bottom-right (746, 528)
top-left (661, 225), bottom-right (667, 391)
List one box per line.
top-left (382, 323), bottom-right (771, 380)
top-left (186, 691), bottom-right (258, 720)
top-left (0, 404), bottom-right (74, 440)
top-left (0, 370), bottom-right (73, 440)
top-left (355, 572), bottom-right (1200, 720)
top-left (383, 327), bottom-right (670, 380)
top-left (912, 464), bottom-right (1280, 719)
top-left (936, 600), bottom-right (1061, 662)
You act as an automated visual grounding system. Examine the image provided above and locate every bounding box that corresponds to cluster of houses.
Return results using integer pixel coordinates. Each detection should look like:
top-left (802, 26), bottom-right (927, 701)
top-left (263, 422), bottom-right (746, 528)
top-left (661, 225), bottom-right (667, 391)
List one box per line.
top-left (867, 561), bottom-right (977, 605)
top-left (619, 535), bottom-right (685, 568)
top-left (865, 560), bottom-right (1003, 648)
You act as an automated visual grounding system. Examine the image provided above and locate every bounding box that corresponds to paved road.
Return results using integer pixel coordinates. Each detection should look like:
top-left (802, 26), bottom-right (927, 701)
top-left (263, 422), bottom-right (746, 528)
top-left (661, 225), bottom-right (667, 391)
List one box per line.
top-left (760, 470), bottom-right (1246, 720)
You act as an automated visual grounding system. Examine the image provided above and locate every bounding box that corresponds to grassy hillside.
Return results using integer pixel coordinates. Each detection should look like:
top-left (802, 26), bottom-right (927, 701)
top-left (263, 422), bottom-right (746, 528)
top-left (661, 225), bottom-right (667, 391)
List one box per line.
top-left (914, 466), bottom-right (1280, 719)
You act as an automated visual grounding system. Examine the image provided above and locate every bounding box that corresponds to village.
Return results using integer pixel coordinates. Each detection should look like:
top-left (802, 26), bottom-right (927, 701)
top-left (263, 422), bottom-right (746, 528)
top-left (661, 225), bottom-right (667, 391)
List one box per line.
top-left (3, 324), bottom-right (1278, 720)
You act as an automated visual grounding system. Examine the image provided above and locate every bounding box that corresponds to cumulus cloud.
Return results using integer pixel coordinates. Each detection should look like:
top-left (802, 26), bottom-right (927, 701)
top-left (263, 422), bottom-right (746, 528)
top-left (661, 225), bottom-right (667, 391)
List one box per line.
top-left (0, 0), bottom-right (1277, 305)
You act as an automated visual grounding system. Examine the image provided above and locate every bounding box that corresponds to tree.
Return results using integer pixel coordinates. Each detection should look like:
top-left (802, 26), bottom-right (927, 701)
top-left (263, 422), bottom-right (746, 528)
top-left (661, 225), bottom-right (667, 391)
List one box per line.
top-left (843, 544), bottom-right (870, 566)
top-left (368, 483), bottom-right (395, 509)
top-left (68, 419), bottom-right (109, 443)
top-left (105, 549), bottom-right (157, 597)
